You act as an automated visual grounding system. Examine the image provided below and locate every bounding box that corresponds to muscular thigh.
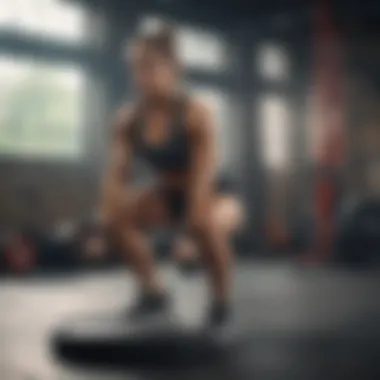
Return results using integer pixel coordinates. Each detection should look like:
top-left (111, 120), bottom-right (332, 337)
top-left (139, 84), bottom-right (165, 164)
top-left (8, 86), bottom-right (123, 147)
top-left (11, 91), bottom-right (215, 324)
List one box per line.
top-left (173, 194), bottom-right (245, 259)
top-left (211, 195), bottom-right (245, 233)
top-left (129, 187), bottom-right (171, 230)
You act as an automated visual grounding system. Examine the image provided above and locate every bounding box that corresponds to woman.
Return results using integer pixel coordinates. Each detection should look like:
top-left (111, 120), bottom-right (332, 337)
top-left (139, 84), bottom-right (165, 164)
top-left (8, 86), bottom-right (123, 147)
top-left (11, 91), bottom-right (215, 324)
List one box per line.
top-left (101, 24), bottom-right (244, 327)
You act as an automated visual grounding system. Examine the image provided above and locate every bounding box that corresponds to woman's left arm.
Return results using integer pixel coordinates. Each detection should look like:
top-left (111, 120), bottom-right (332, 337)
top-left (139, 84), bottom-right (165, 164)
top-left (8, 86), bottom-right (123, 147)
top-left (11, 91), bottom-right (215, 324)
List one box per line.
top-left (187, 100), bottom-right (218, 228)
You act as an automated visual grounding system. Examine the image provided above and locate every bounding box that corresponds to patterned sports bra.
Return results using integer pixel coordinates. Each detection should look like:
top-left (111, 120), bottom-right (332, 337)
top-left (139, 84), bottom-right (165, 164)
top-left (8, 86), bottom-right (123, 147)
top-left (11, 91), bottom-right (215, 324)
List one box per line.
top-left (127, 95), bottom-right (191, 173)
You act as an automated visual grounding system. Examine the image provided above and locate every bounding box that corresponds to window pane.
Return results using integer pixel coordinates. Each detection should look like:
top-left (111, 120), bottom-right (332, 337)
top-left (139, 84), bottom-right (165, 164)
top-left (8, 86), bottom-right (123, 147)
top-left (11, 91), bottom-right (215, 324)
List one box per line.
top-left (179, 27), bottom-right (226, 71)
top-left (139, 15), bottom-right (164, 35)
top-left (0, 0), bottom-right (86, 42)
top-left (257, 44), bottom-right (289, 81)
top-left (0, 56), bottom-right (84, 158)
top-left (258, 96), bottom-right (290, 169)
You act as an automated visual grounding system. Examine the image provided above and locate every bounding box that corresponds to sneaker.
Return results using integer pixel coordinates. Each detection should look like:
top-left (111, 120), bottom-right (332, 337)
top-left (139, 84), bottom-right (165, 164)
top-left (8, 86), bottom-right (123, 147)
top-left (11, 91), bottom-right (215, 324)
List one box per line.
top-left (128, 292), bottom-right (170, 321)
top-left (206, 300), bottom-right (231, 328)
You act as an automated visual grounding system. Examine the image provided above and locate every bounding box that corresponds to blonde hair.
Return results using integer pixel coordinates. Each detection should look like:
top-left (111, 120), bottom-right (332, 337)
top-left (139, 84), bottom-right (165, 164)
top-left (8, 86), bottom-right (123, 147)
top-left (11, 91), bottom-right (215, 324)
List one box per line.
top-left (127, 22), bottom-right (179, 64)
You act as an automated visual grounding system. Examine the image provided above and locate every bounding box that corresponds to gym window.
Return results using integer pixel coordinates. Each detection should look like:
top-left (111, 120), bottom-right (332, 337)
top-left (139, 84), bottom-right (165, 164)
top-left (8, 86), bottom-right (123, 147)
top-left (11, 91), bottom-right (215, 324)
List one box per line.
top-left (258, 95), bottom-right (290, 170)
top-left (256, 43), bottom-right (289, 81)
top-left (0, 55), bottom-right (85, 159)
top-left (178, 27), bottom-right (227, 71)
top-left (0, 0), bottom-right (86, 43)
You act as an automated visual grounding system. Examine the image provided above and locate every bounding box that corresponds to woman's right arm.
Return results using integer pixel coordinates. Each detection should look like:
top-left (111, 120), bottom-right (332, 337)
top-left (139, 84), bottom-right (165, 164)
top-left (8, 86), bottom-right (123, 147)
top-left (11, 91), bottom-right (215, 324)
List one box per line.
top-left (100, 107), bottom-right (133, 225)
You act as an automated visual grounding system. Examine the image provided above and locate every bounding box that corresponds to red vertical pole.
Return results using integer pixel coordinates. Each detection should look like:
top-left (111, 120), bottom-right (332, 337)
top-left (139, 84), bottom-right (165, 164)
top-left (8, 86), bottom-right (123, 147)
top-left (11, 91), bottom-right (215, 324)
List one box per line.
top-left (312, 0), bottom-right (347, 261)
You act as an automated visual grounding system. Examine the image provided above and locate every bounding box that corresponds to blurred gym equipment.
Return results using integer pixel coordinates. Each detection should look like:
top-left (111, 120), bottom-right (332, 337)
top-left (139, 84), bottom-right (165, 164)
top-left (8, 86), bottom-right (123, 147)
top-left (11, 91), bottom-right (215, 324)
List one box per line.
top-left (336, 198), bottom-right (380, 267)
top-left (52, 313), bottom-right (231, 369)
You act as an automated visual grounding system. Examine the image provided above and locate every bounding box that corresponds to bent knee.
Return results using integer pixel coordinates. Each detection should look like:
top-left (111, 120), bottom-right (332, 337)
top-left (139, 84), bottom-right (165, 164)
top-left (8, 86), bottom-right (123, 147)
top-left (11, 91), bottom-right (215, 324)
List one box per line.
top-left (106, 218), bottom-right (141, 248)
top-left (105, 205), bottom-right (138, 236)
top-left (173, 237), bottom-right (198, 261)
top-left (213, 198), bottom-right (245, 234)
top-left (187, 215), bottom-right (216, 236)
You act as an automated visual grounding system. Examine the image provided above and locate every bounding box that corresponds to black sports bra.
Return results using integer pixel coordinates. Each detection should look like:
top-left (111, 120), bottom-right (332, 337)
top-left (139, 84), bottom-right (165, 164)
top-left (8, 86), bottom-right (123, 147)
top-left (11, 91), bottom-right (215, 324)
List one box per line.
top-left (128, 96), bottom-right (191, 173)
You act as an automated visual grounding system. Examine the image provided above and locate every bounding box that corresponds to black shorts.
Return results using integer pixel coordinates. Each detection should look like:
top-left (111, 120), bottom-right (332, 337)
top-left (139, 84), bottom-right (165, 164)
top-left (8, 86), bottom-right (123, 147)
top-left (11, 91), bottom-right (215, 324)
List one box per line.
top-left (161, 174), bottom-right (239, 221)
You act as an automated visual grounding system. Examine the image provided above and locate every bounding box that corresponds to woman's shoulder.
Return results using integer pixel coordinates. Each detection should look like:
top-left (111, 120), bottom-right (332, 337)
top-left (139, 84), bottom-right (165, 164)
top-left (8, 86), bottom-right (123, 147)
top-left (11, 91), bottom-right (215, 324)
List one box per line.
top-left (185, 94), bottom-right (211, 113)
top-left (184, 95), bottom-right (214, 134)
top-left (111, 101), bottom-right (139, 136)
top-left (185, 94), bottom-right (212, 118)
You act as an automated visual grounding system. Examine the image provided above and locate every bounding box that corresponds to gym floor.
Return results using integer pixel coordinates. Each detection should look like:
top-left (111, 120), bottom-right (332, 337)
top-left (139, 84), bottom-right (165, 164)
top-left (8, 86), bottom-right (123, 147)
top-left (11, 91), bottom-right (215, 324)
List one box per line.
top-left (1, 260), bottom-right (380, 380)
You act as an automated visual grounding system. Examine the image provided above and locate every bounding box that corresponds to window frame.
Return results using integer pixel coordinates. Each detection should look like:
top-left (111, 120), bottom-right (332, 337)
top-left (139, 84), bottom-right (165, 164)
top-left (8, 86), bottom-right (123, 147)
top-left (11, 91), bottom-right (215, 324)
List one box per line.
top-left (0, 53), bottom-right (87, 161)
top-left (0, 0), bottom-right (87, 45)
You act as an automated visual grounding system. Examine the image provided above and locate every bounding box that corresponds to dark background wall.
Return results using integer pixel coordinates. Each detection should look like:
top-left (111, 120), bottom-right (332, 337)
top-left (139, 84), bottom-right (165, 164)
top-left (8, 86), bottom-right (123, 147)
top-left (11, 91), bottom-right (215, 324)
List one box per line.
top-left (1, 0), bottom-right (379, 251)
top-left (0, 2), bottom-right (315, 248)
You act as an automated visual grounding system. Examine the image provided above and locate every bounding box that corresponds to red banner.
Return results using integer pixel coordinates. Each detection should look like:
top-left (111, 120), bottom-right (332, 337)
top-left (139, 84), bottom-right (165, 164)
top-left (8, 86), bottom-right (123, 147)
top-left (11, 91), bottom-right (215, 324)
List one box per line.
top-left (312, 0), bottom-right (347, 261)
top-left (314, 0), bottom-right (346, 167)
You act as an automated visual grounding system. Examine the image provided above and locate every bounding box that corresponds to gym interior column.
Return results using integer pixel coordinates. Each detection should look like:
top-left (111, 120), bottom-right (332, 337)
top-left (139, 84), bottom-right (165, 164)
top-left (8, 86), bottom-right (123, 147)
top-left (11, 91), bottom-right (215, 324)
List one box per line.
top-left (103, 8), bottom-right (139, 115)
top-left (287, 28), bottom-right (313, 235)
top-left (83, 8), bottom-right (108, 158)
top-left (95, 7), bottom-right (140, 197)
top-left (233, 28), bottom-right (266, 252)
